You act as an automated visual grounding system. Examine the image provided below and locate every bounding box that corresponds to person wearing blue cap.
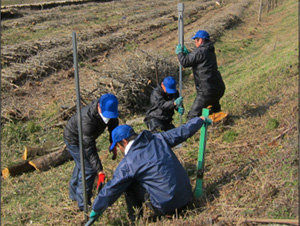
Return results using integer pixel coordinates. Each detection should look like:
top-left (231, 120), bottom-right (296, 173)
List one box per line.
top-left (88, 116), bottom-right (211, 224)
top-left (175, 30), bottom-right (226, 121)
top-left (63, 93), bottom-right (119, 211)
top-left (144, 76), bottom-right (184, 132)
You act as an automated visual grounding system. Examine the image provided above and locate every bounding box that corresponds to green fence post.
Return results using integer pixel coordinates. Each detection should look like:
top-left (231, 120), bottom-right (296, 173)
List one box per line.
top-left (194, 108), bottom-right (210, 198)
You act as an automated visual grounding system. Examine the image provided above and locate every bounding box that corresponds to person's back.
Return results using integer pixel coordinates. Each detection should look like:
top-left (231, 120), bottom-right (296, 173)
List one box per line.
top-left (123, 129), bottom-right (193, 213)
top-left (189, 42), bottom-right (225, 96)
top-left (64, 98), bottom-right (108, 147)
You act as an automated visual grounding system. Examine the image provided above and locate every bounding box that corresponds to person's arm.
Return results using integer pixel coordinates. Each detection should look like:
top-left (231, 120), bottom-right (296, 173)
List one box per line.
top-left (84, 137), bottom-right (103, 173)
top-left (151, 89), bottom-right (176, 111)
top-left (108, 118), bottom-right (119, 160)
top-left (160, 117), bottom-right (205, 147)
top-left (108, 118), bottom-right (119, 143)
top-left (92, 160), bottom-right (133, 213)
top-left (177, 49), bottom-right (203, 68)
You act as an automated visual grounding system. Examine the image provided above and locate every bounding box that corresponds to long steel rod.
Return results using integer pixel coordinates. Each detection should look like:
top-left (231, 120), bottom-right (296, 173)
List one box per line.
top-left (72, 32), bottom-right (88, 222)
top-left (178, 3), bottom-right (184, 125)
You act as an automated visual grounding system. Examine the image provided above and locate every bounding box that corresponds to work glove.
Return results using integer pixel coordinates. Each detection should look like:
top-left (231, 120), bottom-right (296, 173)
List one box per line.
top-left (109, 143), bottom-right (117, 160)
top-left (174, 96), bottom-right (183, 106)
top-left (183, 45), bottom-right (189, 56)
top-left (175, 44), bottom-right (183, 54)
top-left (89, 210), bottom-right (102, 222)
top-left (178, 107), bottom-right (185, 115)
top-left (97, 172), bottom-right (105, 194)
top-left (202, 116), bottom-right (212, 125)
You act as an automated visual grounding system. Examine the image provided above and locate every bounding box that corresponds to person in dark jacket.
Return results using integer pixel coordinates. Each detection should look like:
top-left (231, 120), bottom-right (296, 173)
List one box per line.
top-left (176, 30), bottom-right (225, 120)
top-left (63, 93), bottom-right (119, 211)
top-left (144, 76), bottom-right (184, 132)
top-left (88, 116), bottom-right (211, 224)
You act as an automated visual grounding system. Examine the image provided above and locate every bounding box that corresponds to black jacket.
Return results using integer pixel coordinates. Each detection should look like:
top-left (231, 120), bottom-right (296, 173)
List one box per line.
top-left (144, 85), bottom-right (179, 123)
top-left (63, 98), bottom-right (118, 173)
top-left (177, 42), bottom-right (225, 96)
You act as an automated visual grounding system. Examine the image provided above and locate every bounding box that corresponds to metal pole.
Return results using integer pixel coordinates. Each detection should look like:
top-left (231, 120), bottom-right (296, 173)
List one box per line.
top-left (72, 32), bottom-right (88, 222)
top-left (85, 216), bottom-right (100, 226)
top-left (178, 3), bottom-right (184, 126)
top-left (298, 0), bottom-right (300, 224)
top-left (194, 108), bottom-right (210, 198)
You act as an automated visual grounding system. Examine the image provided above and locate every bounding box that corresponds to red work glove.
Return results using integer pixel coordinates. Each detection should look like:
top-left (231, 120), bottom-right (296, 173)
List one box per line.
top-left (109, 143), bottom-right (118, 160)
top-left (97, 172), bottom-right (105, 194)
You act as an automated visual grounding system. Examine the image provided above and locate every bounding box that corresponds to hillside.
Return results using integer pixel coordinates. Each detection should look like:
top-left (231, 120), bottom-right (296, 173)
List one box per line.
top-left (1, 0), bottom-right (298, 225)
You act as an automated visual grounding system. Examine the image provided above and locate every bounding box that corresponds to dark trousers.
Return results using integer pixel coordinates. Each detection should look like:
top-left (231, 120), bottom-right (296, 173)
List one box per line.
top-left (145, 118), bottom-right (175, 133)
top-left (187, 90), bottom-right (224, 120)
top-left (66, 142), bottom-right (97, 211)
top-left (125, 182), bottom-right (188, 224)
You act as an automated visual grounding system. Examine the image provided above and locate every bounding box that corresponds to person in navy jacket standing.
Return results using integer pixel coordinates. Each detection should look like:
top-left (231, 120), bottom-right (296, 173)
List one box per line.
top-left (89, 116), bottom-right (211, 224)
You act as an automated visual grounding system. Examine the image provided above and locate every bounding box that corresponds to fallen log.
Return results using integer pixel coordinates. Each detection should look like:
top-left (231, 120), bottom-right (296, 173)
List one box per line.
top-left (2, 161), bottom-right (35, 179)
top-left (2, 145), bottom-right (72, 179)
top-left (28, 145), bottom-right (72, 171)
top-left (22, 145), bottom-right (65, 160)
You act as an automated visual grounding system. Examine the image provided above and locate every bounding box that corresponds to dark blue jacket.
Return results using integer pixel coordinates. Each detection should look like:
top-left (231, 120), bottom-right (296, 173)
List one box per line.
top-left (92, 117), bottom-right (204, 213)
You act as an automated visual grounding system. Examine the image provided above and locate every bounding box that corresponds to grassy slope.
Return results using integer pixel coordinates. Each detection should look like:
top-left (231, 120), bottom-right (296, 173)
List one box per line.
top-left (1, 0), bottom-right (298, 225)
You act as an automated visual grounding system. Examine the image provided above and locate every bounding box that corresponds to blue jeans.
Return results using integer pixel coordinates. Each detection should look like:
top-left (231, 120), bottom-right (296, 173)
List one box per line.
top-left (66, 141), bottom-right (97, 211)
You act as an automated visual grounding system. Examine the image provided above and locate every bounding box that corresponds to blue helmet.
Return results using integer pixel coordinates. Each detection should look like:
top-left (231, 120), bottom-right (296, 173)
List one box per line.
top-left (191, 30), bottom-right (210, 40)
top-left (110, 125), bottom-right (135, 150)
top-left (99, 93), bottom-right (118, 118)
top-left (163, 76), bottom-right (177, 94)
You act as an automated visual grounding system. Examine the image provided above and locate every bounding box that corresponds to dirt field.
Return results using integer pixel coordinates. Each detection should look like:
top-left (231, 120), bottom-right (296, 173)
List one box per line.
top-left (1, 0), bottom-right (251, 121)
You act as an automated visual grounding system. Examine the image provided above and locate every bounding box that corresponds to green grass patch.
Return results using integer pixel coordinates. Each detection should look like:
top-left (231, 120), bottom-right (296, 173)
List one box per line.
top-left (265, 118), bottom-right (279, 130)
top-left (222, 130), bottom-right (238, 143)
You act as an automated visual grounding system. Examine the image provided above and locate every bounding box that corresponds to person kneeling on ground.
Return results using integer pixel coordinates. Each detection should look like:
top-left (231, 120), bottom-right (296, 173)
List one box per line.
top-left (89, 116), bottom-right (212, 224)
top-left (144, 76), bottom-right (184, 132)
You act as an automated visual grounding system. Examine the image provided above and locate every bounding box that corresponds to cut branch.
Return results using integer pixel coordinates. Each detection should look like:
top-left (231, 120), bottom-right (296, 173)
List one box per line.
top-left (2, 145), bottom-right (72, 179)
top-left (28, 145), bottom-right (72, 171)
top-left (2, 161), bottom-right (35, 179)
top-left (23, 145), bottom-right (65, 160)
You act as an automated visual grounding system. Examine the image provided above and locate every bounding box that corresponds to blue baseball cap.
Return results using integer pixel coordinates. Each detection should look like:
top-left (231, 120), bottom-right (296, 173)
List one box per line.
top-left (191, 30), bottom-right (210, 40)
top-left (163, 76), bottom-right (177, 94)
top-left (110, 125), bottom-right (135, 150)
top-left (99, 93), bottom-right (118, 118)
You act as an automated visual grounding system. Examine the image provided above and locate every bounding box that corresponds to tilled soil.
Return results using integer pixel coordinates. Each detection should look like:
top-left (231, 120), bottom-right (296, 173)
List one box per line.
top-left (1, 0), bottom-right (252, 122)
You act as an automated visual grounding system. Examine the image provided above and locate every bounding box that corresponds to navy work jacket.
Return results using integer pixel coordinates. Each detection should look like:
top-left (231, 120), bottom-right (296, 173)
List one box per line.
top-left (92, 117), bottom-right (204, 214)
